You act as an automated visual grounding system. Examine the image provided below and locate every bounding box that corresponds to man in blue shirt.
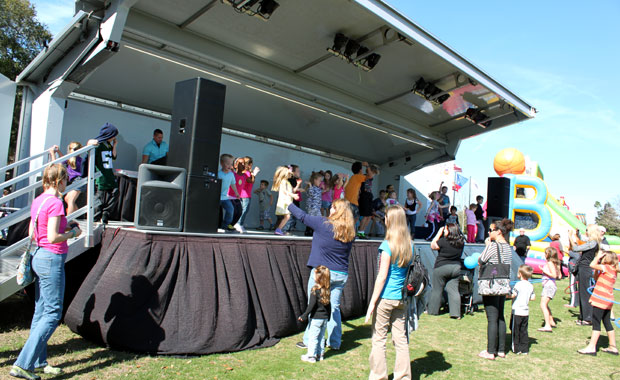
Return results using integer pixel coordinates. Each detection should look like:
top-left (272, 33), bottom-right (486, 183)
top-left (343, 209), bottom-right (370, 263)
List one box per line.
top-left (141, 129), bottom-right (169, 165)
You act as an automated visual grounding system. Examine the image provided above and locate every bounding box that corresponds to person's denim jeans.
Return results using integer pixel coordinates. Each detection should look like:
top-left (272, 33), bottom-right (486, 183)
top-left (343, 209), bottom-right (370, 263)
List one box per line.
top-left (220, 199), bottom-right (234, 227)
top-left (306, 318), bottom-right (327, 358)
top-left (406, 214), bottom-right (416, 238)
top-left (14, 248), bottom-right (66, 371)
top-left (303, 268), bottom-right (348, 348)
top-left (239, 197), bottom-right (251, 226)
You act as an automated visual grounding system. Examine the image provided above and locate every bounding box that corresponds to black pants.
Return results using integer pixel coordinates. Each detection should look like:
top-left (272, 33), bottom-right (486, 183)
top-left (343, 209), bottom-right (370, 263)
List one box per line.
top-left (511, 314), bottom-right (529, 353)
top-left (577, 267), bottom-right (594, 322)
top-left (427, 264), bottom-right (461, 318)
top-left (95, 188), bottom-right (119, 224)
top-left (592, 307), bottom-right (613, 332)
top-left (483, 295), bottom-right (506, 355)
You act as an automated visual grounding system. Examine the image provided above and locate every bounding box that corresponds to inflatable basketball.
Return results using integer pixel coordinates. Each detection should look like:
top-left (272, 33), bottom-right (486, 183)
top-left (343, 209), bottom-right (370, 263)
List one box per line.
top-left (493, 148), bottom-right (526, 176)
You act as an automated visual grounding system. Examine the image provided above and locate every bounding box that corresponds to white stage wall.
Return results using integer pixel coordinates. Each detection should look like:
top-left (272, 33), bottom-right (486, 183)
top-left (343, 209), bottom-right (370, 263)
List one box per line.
top-left (60, 99), bottom-right (353, 228)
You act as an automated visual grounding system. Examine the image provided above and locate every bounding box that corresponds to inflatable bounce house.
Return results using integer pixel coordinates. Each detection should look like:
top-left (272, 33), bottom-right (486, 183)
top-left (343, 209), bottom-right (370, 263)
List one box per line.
top-left (492, 148), bottom-right (620, 274)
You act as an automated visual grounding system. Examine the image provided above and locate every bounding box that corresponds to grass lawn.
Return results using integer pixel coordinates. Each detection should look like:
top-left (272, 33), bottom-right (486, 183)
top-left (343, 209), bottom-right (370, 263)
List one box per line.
top-left (1, 279), bottom-right (617, 380)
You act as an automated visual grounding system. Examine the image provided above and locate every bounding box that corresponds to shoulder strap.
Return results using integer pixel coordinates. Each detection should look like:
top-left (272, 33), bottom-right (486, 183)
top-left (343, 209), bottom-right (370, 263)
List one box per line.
top-left (32, 196), bottom-right (54, 245)
top-left (494, 241), bottom-right (504, 264)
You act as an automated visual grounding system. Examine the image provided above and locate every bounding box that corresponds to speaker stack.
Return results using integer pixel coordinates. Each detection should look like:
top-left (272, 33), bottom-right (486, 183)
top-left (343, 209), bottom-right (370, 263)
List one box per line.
top-left (486, 177), bottom-right (511, 221)
top-left (167, 78), bottom-right (227, 233)
top-left (134, 164), bottom-right (187, 231)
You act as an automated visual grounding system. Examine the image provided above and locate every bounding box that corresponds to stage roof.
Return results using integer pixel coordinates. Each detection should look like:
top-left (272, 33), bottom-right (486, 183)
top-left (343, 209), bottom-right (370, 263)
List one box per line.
top-left (18, 0), bottom-right (535, 166)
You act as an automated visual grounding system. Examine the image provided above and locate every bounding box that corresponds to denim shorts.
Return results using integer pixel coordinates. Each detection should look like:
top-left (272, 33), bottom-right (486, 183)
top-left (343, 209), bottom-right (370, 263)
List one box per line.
top-left (321, 200), bottom-right (332, 209)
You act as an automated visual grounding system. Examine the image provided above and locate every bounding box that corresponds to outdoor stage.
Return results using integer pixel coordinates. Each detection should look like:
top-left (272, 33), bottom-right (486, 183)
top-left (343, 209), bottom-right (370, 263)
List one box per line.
top-left (62, 226), bottom-right (507, 356)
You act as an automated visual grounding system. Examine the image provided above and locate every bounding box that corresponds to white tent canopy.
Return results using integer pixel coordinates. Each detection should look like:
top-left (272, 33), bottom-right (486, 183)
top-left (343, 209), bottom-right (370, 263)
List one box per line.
top-left (16, 0), bottom-right (534, 173)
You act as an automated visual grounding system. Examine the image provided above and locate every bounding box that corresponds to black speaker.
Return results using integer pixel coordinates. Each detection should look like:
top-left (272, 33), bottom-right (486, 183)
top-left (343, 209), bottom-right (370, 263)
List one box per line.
top-left (134, 164), bottom-right (187, 231)
top-left (167, 78), bottom-right (226, 233)
top-left (487, 177), bottom-right (511, 219)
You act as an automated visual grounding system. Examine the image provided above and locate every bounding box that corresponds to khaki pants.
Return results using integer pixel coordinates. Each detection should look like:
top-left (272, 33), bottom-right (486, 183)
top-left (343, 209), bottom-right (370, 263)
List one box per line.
top-left (369, 299), bottom-right (411, 380)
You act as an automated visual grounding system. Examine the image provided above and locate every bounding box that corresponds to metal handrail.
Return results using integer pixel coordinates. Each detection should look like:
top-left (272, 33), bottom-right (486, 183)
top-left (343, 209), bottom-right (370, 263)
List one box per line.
top-left (0, 144), bottom-right (98, 248)
top-left (0, 145), bottom-right (95, 192)
top-left (0, 150), bottom-right (48, 174)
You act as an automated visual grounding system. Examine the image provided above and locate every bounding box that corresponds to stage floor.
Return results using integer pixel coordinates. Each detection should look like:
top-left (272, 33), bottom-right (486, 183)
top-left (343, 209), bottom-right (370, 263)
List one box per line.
top-left (106, 221), bottom-right (485, 246)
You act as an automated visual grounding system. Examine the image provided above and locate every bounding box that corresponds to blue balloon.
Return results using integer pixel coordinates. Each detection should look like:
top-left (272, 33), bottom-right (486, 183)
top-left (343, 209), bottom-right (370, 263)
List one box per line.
top-left (464, 255), bottom-right (478, 269)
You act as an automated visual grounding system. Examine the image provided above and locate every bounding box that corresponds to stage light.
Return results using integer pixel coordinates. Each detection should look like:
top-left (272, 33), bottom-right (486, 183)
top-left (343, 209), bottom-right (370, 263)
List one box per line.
top-left (258, 0), bottom-right (279, 19)
top-left (344, 39), bottom-right (360, 58)
top-left (235, 0), bottom-right (259, 9)
top-left (465, 107), bottom-right (492, 128)
top-left (332, 33), bottom-right (348, 52)
top-left (365, 53), bottom-right (381, 70)
top-left (412, 77), bottom-right (450, 105)
top-left (356, 46), bottom-right (369, 58)
top-left (327, 34), bottom-right (382, 71)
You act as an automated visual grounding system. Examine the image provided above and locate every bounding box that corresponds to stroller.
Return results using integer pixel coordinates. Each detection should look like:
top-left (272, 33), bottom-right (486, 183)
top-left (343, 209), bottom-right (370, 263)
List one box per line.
top-left (459, 268), bottom-right (476, 316)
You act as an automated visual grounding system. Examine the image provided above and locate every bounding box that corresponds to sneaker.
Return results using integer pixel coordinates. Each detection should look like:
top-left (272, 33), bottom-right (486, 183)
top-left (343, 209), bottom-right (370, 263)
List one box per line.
top-left (318, 354), bottom-right (324, 361)
top-left (256, 226), bottom-right (264, 231)
top-left (9, 365), bottom-right (41, 380)
top-left (34, 365), bottom-right (62, 375)
top-left (226, 224), bottom-right (236, 232)
top-left (234, 223), bottom-right (245, 233)
top-left (296, 341), bottom-right (307, 349)
top-left (275, 228), bottom-right (285, 236)
top-left (300, 354), bottom-right (316, 363)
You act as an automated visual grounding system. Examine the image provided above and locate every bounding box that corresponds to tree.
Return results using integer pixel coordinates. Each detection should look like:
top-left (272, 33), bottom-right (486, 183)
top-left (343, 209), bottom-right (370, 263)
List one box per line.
top-left (594, 200), bottom-right (620, 236)
top-left (0, 0), bottom-right (51, 171)
top-left (0, 0), bottom-right (51, 80)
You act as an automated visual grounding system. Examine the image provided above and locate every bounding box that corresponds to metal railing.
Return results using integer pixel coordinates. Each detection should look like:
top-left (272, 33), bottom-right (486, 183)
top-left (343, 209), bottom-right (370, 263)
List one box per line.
top-left (0, 144), bottom-right (100, 253)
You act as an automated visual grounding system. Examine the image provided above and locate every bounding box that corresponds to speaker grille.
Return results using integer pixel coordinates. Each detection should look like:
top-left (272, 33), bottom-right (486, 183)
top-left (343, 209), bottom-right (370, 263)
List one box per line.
top-left (137, 186), bottom-right (183, 229)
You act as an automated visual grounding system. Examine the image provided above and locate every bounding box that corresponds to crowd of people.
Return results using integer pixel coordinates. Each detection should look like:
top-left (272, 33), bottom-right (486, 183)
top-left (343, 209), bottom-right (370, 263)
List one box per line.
top-left (5, 124), bottom-right (618, 380)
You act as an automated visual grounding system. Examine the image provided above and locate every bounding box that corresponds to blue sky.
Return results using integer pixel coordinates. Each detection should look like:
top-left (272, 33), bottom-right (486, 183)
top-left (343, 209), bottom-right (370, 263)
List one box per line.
top-left (31, 0), bottom-right (620, 222)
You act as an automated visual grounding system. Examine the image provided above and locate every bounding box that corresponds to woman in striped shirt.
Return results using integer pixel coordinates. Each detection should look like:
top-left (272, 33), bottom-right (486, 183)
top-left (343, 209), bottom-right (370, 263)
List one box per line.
top-left (577, 250), bottom-right (619, 356)
top-left (477, 218), bottom-right (515, 360)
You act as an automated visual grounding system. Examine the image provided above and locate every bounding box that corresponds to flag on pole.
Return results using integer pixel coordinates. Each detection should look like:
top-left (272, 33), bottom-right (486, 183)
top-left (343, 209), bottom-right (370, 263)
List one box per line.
top-left (453, 164), bottom-right (462, 173)
top-left (452, 173), bottom-right (468, 192)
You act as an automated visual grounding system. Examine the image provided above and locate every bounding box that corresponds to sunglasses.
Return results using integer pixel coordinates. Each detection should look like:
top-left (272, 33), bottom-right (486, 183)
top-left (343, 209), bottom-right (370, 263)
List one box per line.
top-left (490, 228), bottom-right (500, 232)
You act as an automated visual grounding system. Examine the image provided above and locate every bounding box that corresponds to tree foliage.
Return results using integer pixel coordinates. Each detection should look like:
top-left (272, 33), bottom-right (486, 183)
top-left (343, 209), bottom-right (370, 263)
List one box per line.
top-left (0, 0), bottom-right (51, 80)
top-left (594, 199), bottom-right (620, 236)
top-left (0, 0), bottom-right (51, 169)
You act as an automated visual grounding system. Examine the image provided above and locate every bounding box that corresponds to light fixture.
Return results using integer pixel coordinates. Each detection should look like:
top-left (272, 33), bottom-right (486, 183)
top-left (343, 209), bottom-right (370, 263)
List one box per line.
top-left (356, 46), bottom-right (369, 58)
top-left (222, 0), bottom-right (278, 20)
top-left (412, 77), bottom-right (450, 105)
top-left (465, 107), bottom-right (492, 128)
top-left (327, 33), bottom-right (382, 71)
top-left (364, 53), bottom-right (381, 70)
top-left (258, 0), bottom-right (279, 19)
top-left (332, 33), bottom-right (348, 52)
top-left (344, 39), bottom-right (361, 58)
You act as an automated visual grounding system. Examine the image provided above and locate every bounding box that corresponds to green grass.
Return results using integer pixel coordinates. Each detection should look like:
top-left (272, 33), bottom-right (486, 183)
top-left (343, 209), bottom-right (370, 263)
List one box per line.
top-left (1, 279), bottom-right (618, 380)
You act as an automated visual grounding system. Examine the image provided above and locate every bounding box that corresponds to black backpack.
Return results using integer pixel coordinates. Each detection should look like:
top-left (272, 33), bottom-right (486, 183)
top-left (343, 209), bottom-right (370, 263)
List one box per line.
top-left (402, 248), bottom-right (429, 300)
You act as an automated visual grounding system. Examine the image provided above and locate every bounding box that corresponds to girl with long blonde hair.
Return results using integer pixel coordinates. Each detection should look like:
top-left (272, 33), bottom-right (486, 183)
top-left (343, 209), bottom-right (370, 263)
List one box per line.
top-left (272, 166), bottom-right (299, 235)
top-left (366, 205), bottom-right (413, 379)
top-left (298, 265), bottom-right (331, 362)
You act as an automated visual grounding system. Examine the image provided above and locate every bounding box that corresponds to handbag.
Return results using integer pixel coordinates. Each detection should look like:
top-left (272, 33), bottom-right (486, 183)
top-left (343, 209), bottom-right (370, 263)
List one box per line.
top-left (16, 197), bottom-right (53, 286)
top-left (477, 242), bottom-right (511, 296)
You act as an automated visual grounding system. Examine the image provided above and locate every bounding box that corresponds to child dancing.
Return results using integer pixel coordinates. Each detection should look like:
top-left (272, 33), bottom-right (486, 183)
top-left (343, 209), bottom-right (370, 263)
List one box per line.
top-left (577, 250), bottom-right (619, 355)
top-left (272, 166), bottom-right (299, 236)
top-left (538, 247), bottom-right (561, 332)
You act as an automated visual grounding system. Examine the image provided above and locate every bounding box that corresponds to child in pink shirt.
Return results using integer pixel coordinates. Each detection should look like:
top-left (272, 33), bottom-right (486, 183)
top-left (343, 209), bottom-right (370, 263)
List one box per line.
top-left (465, 204), bottom-right (477, 243)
